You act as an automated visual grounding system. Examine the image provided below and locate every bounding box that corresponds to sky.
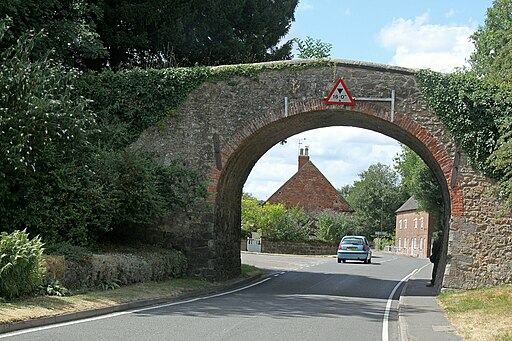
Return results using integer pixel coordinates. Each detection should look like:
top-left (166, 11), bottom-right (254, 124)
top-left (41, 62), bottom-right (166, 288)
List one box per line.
top-left (243, 0), bottom-right (493, 200)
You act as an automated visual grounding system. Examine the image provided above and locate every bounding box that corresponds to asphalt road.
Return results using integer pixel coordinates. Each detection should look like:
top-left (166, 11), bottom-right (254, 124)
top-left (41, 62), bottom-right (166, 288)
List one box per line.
top-left (1, 252), bottom-right (428, 341)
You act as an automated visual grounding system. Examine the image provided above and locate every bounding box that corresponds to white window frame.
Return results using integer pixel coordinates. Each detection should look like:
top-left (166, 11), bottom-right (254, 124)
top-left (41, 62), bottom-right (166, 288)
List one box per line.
top-left (414, 218), bottom-right (418, 229)
top-left (399, 219), bottom-right (403, 229)
top-left (420, 217), bottom-right (424, 229)
top-left (404, 219), bottom-right (408, 229)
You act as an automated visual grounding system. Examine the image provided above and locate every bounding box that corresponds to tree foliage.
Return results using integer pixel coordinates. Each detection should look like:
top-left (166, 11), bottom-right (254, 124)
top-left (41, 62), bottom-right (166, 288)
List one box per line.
top-left (417, 70), bottom-right (511, 176)
top-left (1, 0), bottom-right (299, 69)
top-left (0, 0), bottom-right (106, 67)
top-left (94, 0), bottom-right (299, 69)
top-left (316, 211), bottom-right (358, 242)
top-left (470, 0), bottom-right (512, 84)
top-left (0, 20), bottom-right (207, 246)
top-left (241, 195), bottom-right (310, 242)
top-left (295, 36), bottom-right (332, 59)
top-left (344, 163), bottom-right (408, 237)
top-left (467, 0), bottom-right (512, 207)
top-left (417, 69), bottom-right (512, 207)
top-left (394, 145), bottom-right (443, 227)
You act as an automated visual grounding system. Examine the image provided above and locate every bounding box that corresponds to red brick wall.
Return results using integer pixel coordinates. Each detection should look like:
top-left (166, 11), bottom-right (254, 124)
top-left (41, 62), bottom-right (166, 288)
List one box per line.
top-left (267, 161), bottom-right (352, 214)
top-left (395, 210), bottom-right (433, 258)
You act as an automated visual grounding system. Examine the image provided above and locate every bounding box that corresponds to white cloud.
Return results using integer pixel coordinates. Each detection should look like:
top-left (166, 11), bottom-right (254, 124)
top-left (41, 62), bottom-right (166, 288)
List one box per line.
top-left (445, 9), bottom-right (456, 18)
top-left (378, 12), bottom-right (475, 72)
top-left (243, 127), bottom-right (402, 200)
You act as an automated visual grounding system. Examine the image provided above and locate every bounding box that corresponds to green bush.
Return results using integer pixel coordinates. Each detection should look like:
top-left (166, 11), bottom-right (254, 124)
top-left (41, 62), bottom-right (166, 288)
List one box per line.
top-left (241, 196), bottom-right (310, 242)
top-left (0, 230), bottom-right (45, 298)
top-left (316, 211), bottom-right (358, 242)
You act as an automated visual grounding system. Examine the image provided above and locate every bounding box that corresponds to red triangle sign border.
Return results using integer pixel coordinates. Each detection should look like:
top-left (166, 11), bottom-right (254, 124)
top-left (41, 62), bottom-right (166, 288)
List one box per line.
top-left (325, 79), bottom-right (355, 106)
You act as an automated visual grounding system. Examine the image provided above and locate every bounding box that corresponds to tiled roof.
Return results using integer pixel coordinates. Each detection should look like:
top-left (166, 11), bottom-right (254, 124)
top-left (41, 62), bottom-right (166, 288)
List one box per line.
top-left (395, 196), bottom-right (419, 213)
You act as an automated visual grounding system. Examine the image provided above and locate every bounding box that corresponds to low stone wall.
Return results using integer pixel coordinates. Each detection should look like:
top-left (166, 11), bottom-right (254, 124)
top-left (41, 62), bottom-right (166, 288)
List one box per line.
top-left (241, 240), bottom-right (337, 255)
top-left (44, 250), bottom-right (187, 289)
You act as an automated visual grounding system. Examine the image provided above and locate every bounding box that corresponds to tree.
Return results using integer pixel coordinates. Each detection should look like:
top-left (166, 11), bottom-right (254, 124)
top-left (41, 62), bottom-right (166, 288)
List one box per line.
top-left (91, 0), bottom-right (299, 69)
top-left (1, 0), bottom-right (299, 69)
top-left (316, 211), bottom-right (358, 242)
top-left (468, 0), bottom-right (512, 208)
top-left (470, 0), bottom-right (512, 84)
top-left (295, 36), bottom-right (332, 59)
top-left (241, 195), bottom-right (310, 242)
top-left (0, 0), bottom-right (106, 68)
top-left (0, 19), bottom-right (108, 244)
top-left (394, 145), bottom-right (443, 228)
top-left (0, 20), bottom-right (208, 246)
top-left (345, 163), bottom-right (407, 237)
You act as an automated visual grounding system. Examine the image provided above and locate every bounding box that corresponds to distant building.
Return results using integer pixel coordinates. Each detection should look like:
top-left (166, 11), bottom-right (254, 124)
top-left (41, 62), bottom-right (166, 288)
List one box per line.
top-left (266, 147), bottom-right (353, 215)
top-left (395, 196), bottom-right (434, 258)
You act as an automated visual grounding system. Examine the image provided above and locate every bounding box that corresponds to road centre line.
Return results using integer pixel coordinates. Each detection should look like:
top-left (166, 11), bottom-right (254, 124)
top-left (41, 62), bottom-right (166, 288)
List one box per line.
top-left (0, 277), bottom-right (273, 339)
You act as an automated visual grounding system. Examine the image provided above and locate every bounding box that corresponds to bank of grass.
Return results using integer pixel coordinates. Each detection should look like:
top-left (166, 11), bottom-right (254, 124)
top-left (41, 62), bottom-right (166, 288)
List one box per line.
top-left (241, 263), bottom-right (260, 276)
top-left (0, 264), bottom-right (263, 325)
top-left (438, 284), bottom-right (512, 341)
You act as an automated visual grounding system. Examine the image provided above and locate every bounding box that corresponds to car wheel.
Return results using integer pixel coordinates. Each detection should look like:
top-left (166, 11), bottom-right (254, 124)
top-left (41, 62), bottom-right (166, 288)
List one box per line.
top-left (368, 257), bottom-right (372, 264)
top-left (363, 259), bottom-right (368, 264)
top-left (337, 258), bottom-right (341, 263)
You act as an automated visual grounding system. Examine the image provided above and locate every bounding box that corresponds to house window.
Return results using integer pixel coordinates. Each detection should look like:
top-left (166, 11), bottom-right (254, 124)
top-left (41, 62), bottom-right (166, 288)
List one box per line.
top-left (419, 238), bottom-right (423, 250)
top-left (414, 218), bottom-right (418, 228)
top-left (404, 237), bottom-right (407, 248)
top-left (413, 238), bottom-right (417, 249)
top-left (398, 238), bottom-right (402, 250)
top-left (404, 219), bottom-right (408, 229)
top-left (399, 219), bottom-right (403, 229)
top-left (420, 217), bottom-right (424, 229)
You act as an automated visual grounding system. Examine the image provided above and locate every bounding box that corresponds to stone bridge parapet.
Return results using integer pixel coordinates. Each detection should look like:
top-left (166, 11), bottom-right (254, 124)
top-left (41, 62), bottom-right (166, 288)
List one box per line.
top-left (134, 59), bottom-right (512, 289)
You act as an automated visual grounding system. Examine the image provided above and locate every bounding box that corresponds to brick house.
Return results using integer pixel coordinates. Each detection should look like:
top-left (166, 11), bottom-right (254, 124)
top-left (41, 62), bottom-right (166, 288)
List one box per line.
top-left (395, 196), bottom-right (434, 258)
top-left (266, 147), bottom-right (353, 215)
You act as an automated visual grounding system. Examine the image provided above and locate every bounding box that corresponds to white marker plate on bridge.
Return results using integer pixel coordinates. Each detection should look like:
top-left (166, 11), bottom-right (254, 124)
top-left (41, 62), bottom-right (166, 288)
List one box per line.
top-left (325, 79), bottom-right (355, 105)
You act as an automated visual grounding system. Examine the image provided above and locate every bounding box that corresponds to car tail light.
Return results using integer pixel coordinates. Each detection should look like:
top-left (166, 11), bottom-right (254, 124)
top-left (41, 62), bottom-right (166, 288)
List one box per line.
top-left (362, 244), bottom-right (367, 251)
top-left (338, 243), bottom-right (343, 250)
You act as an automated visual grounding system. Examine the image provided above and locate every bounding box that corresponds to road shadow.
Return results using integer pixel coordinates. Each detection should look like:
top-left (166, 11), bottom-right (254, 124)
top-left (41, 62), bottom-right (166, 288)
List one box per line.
top-left (130, 268), bottom-right (434, 323)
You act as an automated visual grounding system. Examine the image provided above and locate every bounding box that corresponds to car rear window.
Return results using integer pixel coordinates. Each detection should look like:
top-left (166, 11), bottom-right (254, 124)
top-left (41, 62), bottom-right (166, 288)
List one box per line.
top-left (342, 238), bottom-right (363, 245)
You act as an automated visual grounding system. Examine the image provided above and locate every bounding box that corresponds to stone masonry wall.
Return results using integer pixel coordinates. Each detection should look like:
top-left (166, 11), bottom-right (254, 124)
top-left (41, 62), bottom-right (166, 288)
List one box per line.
top-left (134, 59), bottom-right (512, 288)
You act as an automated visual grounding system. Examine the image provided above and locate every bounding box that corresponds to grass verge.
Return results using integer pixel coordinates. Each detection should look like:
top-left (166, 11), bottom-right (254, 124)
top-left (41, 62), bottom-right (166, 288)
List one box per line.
top-left (0, 264), bottom-right (263, 325)
top-left (438, 284), bottom-right (512, 341)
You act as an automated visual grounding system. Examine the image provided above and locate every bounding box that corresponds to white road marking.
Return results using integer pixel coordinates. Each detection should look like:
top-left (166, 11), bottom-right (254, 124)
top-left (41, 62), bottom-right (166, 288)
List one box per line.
top-left (382, 262), bottom-right (431, 341)
top-left (0, 277), bottom-right (273, 339)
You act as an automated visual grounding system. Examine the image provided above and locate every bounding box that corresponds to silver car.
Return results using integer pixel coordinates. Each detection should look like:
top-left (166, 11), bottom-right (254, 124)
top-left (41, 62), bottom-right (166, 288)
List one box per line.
top-left (337, 235), bottom-right (372, 263)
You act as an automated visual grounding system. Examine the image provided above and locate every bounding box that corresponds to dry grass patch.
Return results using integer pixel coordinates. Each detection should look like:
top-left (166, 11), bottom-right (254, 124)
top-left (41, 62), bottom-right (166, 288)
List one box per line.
top-left (0, 278), bottom-right (213, 325)
top-left (438, 284), bottom-right (512, 341)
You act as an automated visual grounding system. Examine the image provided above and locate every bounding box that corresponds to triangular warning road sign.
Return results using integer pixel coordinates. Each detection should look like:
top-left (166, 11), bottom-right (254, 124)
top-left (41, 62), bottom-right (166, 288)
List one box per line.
top-left (325, 79), bottom-right (355, 105)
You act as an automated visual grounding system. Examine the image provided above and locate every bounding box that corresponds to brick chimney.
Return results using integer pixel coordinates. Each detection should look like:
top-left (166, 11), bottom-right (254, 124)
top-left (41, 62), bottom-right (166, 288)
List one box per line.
top-left (298, 146), bottom-right (310, 170)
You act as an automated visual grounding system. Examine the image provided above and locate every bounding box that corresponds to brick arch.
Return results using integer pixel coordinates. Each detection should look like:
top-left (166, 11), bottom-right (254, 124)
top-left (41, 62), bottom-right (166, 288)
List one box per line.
top-left (134, 60), bottom-right (511, 288)
top-left (209, 97), bottom-right (462, 280)
top-left (211, 97), bottom-right (462, 218)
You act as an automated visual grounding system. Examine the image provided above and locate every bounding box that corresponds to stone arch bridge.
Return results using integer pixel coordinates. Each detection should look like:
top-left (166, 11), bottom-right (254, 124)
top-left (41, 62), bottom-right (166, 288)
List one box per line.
top-left (133, 60), bottom-right (511, 290)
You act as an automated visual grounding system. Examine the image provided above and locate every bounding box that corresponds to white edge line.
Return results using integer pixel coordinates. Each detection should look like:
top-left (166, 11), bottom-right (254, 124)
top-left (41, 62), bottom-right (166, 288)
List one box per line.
top-left (381, 262), bottom-right (430, 341)
top-left (0, 277), bottom-right (273, 339)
